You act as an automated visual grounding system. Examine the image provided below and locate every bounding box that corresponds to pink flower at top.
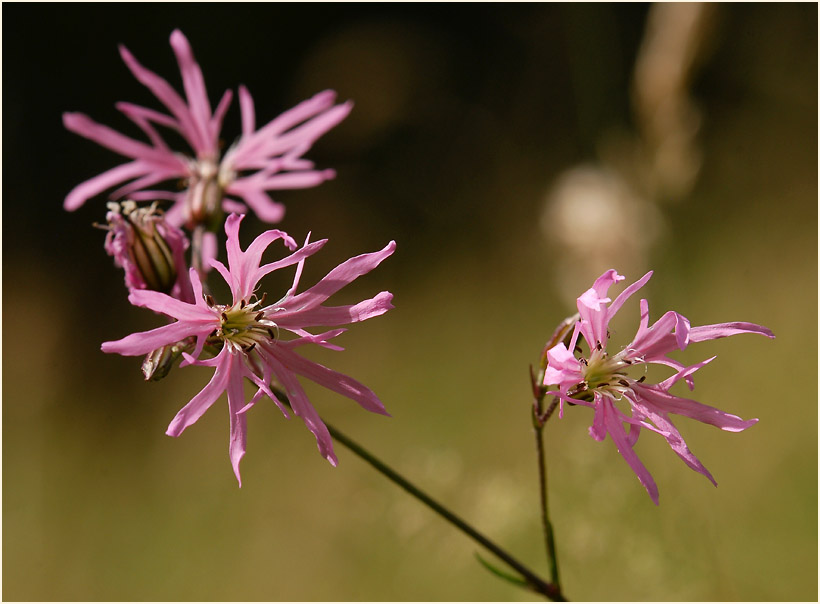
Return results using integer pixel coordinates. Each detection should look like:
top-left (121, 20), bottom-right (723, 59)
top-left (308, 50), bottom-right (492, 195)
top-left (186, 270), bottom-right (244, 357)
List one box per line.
top-left (102, 213), bottom-right (395, 485)
top-left (64, 29), bottom-right (351, 227)
top-left (542, 269), bottom-right (774, 505)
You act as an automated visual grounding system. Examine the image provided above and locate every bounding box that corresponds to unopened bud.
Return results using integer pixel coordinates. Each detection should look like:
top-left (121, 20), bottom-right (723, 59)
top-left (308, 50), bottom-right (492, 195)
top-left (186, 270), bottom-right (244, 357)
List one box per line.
top-left (103, 201), bottom-right (191, 299)
top-left (141, 342), bottom-right (187, 381)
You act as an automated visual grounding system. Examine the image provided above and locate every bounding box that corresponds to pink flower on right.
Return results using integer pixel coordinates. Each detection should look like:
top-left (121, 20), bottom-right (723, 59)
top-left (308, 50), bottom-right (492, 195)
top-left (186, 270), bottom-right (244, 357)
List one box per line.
top-left (542, 269), bottom-right (774, 504)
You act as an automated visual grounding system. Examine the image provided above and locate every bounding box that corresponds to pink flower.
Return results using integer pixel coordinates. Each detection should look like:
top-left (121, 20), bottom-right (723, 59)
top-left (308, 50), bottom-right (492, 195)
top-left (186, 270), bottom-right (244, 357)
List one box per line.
top-left (64, 29), bottom-right (352, 227)
top-left (102, 213), bottom-right (395, 485)
top-left (542, 269), bottom-right (774, 504)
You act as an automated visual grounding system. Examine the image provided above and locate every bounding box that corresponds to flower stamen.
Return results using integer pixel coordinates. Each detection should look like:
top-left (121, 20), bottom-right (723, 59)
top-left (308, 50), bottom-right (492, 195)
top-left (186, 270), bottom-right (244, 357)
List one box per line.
top-left (202, 294), bottom-right (281, 353)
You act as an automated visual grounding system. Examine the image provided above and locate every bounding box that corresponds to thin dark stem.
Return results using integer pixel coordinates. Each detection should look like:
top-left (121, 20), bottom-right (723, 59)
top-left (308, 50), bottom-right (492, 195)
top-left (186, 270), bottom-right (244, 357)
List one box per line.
top-left (534, 419), bottom-right (560, 587)
top-left (324, 420), bottom-right (566, 601)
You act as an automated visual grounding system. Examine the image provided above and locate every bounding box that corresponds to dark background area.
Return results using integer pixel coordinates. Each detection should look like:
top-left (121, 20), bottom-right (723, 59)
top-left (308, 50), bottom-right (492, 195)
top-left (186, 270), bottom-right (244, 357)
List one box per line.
top-left (4, 3), bottom-right (817, 601)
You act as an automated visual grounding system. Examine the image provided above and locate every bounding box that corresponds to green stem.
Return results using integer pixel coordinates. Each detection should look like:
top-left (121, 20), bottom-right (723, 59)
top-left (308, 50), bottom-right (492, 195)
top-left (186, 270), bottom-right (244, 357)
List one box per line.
top-left (528, 314), bottom-right (576, 592)
top-left (534, 415), bottom-right (561, 587)
top-left (323, 420), bottom-right (566, 601)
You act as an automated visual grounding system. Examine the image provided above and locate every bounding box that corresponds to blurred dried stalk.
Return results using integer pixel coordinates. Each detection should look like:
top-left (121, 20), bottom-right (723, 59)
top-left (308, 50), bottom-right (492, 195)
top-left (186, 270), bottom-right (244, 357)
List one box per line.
top-left (632, 2), bottom-right (717, 202)
top-left (543, 3), bottom-right (718, 300)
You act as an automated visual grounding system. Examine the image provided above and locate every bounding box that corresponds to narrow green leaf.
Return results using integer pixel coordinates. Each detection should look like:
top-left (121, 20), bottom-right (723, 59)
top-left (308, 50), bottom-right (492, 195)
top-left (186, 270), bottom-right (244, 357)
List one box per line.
top-left (474, 552), bottom-right (531, 589)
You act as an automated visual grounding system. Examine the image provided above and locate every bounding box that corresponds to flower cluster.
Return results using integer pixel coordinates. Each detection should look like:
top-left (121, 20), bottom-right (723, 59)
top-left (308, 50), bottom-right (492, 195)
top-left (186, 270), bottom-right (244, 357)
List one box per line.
top-left (542, 269), bottom-right (773, 504)
top-left (67, 30), bottom-right (394, 485)
top-left (67, 29), bottom-right (771, 514)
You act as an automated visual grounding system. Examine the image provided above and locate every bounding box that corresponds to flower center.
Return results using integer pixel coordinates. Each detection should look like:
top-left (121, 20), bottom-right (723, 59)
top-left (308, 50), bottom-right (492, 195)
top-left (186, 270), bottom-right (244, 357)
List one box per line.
top-left (571, 348), bottom-right (637, 401)
top-left (208, 295), bottom-right (277, 352)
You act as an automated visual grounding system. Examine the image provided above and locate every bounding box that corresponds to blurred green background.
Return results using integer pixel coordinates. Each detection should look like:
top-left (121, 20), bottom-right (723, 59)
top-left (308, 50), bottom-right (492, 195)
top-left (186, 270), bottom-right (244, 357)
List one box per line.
top-left (3, 3), bottom-right (816, 601)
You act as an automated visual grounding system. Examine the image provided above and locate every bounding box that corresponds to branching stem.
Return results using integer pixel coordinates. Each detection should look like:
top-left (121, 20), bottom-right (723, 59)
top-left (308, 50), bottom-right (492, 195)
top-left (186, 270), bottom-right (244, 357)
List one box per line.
top-left (325, 420), bottom-right (566, 601)
top-left (271, 387), bottom-right (565, 600)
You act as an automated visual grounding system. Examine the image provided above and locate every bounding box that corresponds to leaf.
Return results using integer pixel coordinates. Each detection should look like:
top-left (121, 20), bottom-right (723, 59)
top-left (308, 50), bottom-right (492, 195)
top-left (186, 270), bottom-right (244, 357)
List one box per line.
top-left (474, 552), bottom-right (531, 589)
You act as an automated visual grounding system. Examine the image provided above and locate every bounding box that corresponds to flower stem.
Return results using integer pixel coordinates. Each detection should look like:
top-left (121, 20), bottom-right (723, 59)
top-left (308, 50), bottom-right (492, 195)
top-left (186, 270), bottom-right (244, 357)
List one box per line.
top-left (533, 410), bottom-right (561, 587)
top-left (323, 420), bottom-right (566, 601)
top-left (530, 313), bottom-right (574, 595)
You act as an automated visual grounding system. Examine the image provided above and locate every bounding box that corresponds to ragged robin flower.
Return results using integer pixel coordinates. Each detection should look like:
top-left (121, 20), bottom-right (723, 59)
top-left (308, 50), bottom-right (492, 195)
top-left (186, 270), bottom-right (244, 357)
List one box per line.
top-left (102, 213), bottom-right (395, 485)
top-left (542, 269), bottom-right (774, 504)
top-left (64, 29), bottom-right (351, 228)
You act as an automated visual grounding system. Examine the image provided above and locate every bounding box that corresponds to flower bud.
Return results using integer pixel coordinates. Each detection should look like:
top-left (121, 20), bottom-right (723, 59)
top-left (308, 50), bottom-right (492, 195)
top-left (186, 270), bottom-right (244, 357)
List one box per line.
top-left (103, 201), bottom-right (191, 300)
top-left (141, 342), bottom-right (187, 381)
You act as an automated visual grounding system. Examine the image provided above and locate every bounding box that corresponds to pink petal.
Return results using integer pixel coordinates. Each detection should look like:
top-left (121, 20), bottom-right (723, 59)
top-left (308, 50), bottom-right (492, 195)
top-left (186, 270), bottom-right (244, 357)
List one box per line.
top-left (628, 301), bottom-right (692, 359)
top-left (284, 233), bottom-right (311, 299)
top-left (577, 288), bottom-right (613, 348)
top-left (222, 183), bottom-right (286, 223)
top-left (222, 198), bottom-right (248, 215)
top-left (218, 213), bottom-right (297, 300)
top-left (110, 169), bottom-right (186, 200)
top-left (689, 322), bottom-right (775, 342)
top-left (128, 189), bottom-right (182, 203)
top-left (118, 43), bottom-right (205, 153)
top-left (235, 103), bottom-right (352, 166)
top-left (239, 363), bottom-right (290, 418)
top-left (115, 101), bottom-right (179, 131)
top-left (211, 89), bottom-right (233, 142)
top-left (240, 223), bottom-right (298, 267)
top-left (591, 269), bottom-right (625, 297)
top-left (271, 345), bottom-right (388, 415)
top-left (64, 161), bottom-right (152, 211)
top-left (262, 352), bottom-right (338, 466)
top-left (284, 241), bottom-right (397, 311)
top-left (239, 85), bottom-right (256, 136)
top-left (166, 348), bottom-right (233, 437)
top-left (63, 112), bottom-right (177, 163)
top-left (284, 328), bottom-right (347, 351)
top-left (224, 354), bottom-right (248, 486)
top-left (607, 271), bottom-right (652, 321)
top-left (163, 194), bottom-right (187, 225)
top-left (127, 286), bottom-right (213, 323)
top-left (602, 400), bottom-right (660, 505)
top-left (252, 169), bottom-right (337, 191)
top-left (589, 395), bottom-right (609, 442)
top-left (632, 383), bottom-right (758, 432)
top-left (544, 390), bottom-right (595, 412)
top-left (256, 239), bottom-right (327, 283)
top-left (169, 30), bottom-right (212, 139)
top-left (102, 320), bottom-right (202, 357)
top-left (275, 291), bottom-right (394, 329)
top-left (116, 102), bottom-right (177, 150)
top-left (657, 356), bottom-right (716, 391)
top-left (625, 421), bottom-right (641, 448)
top-left (542, 343), bottom-right (584, 389)
top-left (200, 232), bottom-right (218, 277)
top-left (626, 392), bottom-right (717, 486)
top-left (231, 90), bottom-right (338, 164)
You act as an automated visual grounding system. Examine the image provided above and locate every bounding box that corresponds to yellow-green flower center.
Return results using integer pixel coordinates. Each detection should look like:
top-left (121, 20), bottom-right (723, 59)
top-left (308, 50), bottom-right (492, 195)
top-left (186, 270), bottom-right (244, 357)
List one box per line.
top-left (571, 348), bottom-right (637, 402)
top-left (209, 296), bottom-right (277, 352)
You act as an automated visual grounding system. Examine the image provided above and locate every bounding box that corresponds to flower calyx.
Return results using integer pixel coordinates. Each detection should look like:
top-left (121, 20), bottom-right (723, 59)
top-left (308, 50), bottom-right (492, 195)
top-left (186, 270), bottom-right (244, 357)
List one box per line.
top-left (184, 155), bottom-right (231, 231)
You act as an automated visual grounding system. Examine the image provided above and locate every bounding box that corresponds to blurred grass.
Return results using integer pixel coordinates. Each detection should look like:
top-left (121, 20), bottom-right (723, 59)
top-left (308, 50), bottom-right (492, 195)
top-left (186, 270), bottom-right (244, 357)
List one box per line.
top-left (3, 3), bottom-right (816, 601)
